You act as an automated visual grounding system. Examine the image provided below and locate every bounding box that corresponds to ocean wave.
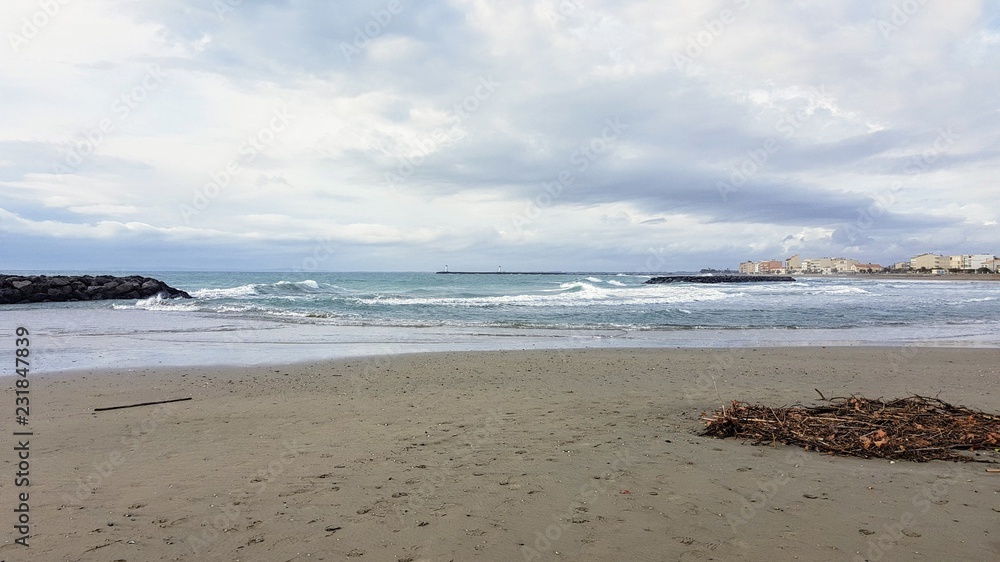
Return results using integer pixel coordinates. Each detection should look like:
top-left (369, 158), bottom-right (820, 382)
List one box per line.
top-left (746, 283), bottom-right (871, 296)
top-left (947, 296), bottom-right (998, 304)
top-left (190, 280), bottom-right (344, 299)
top-left (820, 286), bottom-right (872, 295)
top-left (112, 294), bottom-right (199, 312)
top-left (353, 281), bottom-right (735, 307)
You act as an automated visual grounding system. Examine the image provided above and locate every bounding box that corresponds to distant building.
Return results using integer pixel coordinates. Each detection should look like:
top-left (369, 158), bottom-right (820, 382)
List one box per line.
top-left (738, 252), bottom-right (995, 275)
top-left (786, 254), bottom-right (802, 271)
top-left (941, 253), bottom-right (995, 271)
top-left (969, 254), bottom-right (995, 271)
top-left (831, 257), bottom-right (859, 272)
top-left (801, 257), bottom-right (831, 273)
top-left (852, 263), bottom-right (883, 273)
top-left (910, 253), bottom-right (946, 270)
top-left (795, 257), bottom-right (858, 274)
top-left (759, 259), bottom-right (784, 273)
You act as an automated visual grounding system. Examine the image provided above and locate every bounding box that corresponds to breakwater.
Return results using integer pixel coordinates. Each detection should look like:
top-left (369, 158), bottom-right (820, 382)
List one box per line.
top-left (0, 275), bottom-right (192, 304)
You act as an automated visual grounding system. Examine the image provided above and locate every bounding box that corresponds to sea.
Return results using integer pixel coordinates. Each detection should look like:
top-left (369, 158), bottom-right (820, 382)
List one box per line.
top-left (5, 271), bottom-right (1000, 372)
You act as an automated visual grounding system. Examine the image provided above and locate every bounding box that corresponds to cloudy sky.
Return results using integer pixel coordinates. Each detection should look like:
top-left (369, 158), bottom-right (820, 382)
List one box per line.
top-left (2, 1), bottom-right (998, 272)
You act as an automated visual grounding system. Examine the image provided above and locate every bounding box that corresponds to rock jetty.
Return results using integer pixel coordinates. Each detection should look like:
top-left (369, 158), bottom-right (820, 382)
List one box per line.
top-left (0, 275), bottom-right (192, 305)
top-left (645, 275), bottom-right (795, 284)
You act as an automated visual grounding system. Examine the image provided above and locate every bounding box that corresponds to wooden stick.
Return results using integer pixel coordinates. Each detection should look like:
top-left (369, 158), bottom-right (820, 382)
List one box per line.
top-left (94, 397), bottom-right (192, 412)
top-left (987, 468), bottom-right (1000, 473)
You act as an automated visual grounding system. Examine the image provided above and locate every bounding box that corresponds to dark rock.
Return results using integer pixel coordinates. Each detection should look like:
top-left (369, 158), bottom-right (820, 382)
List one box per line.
top-left (0, 288), bottom-right (22, 301)
top-left (645, 275), bottom-right (796, 284)
top-left (115, 282), bottom-right (139, 295)
top-left (0, 275), bottom-right (192, 305)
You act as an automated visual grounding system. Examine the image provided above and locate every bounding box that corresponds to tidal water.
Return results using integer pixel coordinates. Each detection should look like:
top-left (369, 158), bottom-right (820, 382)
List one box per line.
top-left (5, 272), bottom-right (1000, 372)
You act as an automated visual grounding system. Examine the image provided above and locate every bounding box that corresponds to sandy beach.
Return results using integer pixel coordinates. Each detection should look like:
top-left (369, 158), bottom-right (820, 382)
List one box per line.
top-left (8, 347), bottom-right (1000, 561)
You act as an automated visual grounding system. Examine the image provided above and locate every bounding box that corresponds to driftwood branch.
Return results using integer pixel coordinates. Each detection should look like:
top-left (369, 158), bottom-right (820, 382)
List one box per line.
top-left (94, 397), bottom-right (192, 412)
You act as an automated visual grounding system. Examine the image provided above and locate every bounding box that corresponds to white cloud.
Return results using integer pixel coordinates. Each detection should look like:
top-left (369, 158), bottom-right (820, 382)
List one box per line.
top-left (1, 0), bottom-right (998, 270)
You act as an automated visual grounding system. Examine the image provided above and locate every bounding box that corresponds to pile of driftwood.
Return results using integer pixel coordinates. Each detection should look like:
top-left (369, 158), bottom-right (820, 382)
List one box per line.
top-left (702, 395), bottom-right (1000, 462)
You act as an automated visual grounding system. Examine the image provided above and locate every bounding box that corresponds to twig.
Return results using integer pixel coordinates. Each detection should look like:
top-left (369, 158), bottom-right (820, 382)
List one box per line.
top-left (710, 373), bottom-right (726, 416)
top-left (815, 388), bottom-right (827, 401)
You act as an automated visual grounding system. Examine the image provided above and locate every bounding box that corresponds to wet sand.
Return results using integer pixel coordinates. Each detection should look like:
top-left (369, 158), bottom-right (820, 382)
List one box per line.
top-left (9, 347), bottom-right (1000, 561)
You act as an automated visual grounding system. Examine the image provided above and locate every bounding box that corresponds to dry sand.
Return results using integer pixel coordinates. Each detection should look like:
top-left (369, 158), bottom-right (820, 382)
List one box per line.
top-left (6, 347), bottom-right (1000, 561)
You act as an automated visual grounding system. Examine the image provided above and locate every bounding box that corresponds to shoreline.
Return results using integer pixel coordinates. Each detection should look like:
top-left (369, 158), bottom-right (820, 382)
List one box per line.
top-left (18, 347), bottom-right (1000, 560)
top-left (799, 273), bottom-right (1000, 281)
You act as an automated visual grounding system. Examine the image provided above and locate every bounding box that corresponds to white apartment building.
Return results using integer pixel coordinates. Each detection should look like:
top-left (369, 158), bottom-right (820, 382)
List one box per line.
top-left (798, 257), bottom-right (858, 274)
top-left (969, 254), bottom-right (995, 270)
top-left (946, 253), bottom-right (996, 271)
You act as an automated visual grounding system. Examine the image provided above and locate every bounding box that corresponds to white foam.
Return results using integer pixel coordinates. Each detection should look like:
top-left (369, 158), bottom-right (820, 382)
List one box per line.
top-left (191, 284), bottom-right (259, 299)
top-left (113, 294), bottom-right (199, 312)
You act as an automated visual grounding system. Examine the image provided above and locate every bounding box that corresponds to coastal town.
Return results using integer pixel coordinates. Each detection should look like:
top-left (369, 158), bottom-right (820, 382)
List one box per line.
top-left (738, 253), bottom-right (1000, 275)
